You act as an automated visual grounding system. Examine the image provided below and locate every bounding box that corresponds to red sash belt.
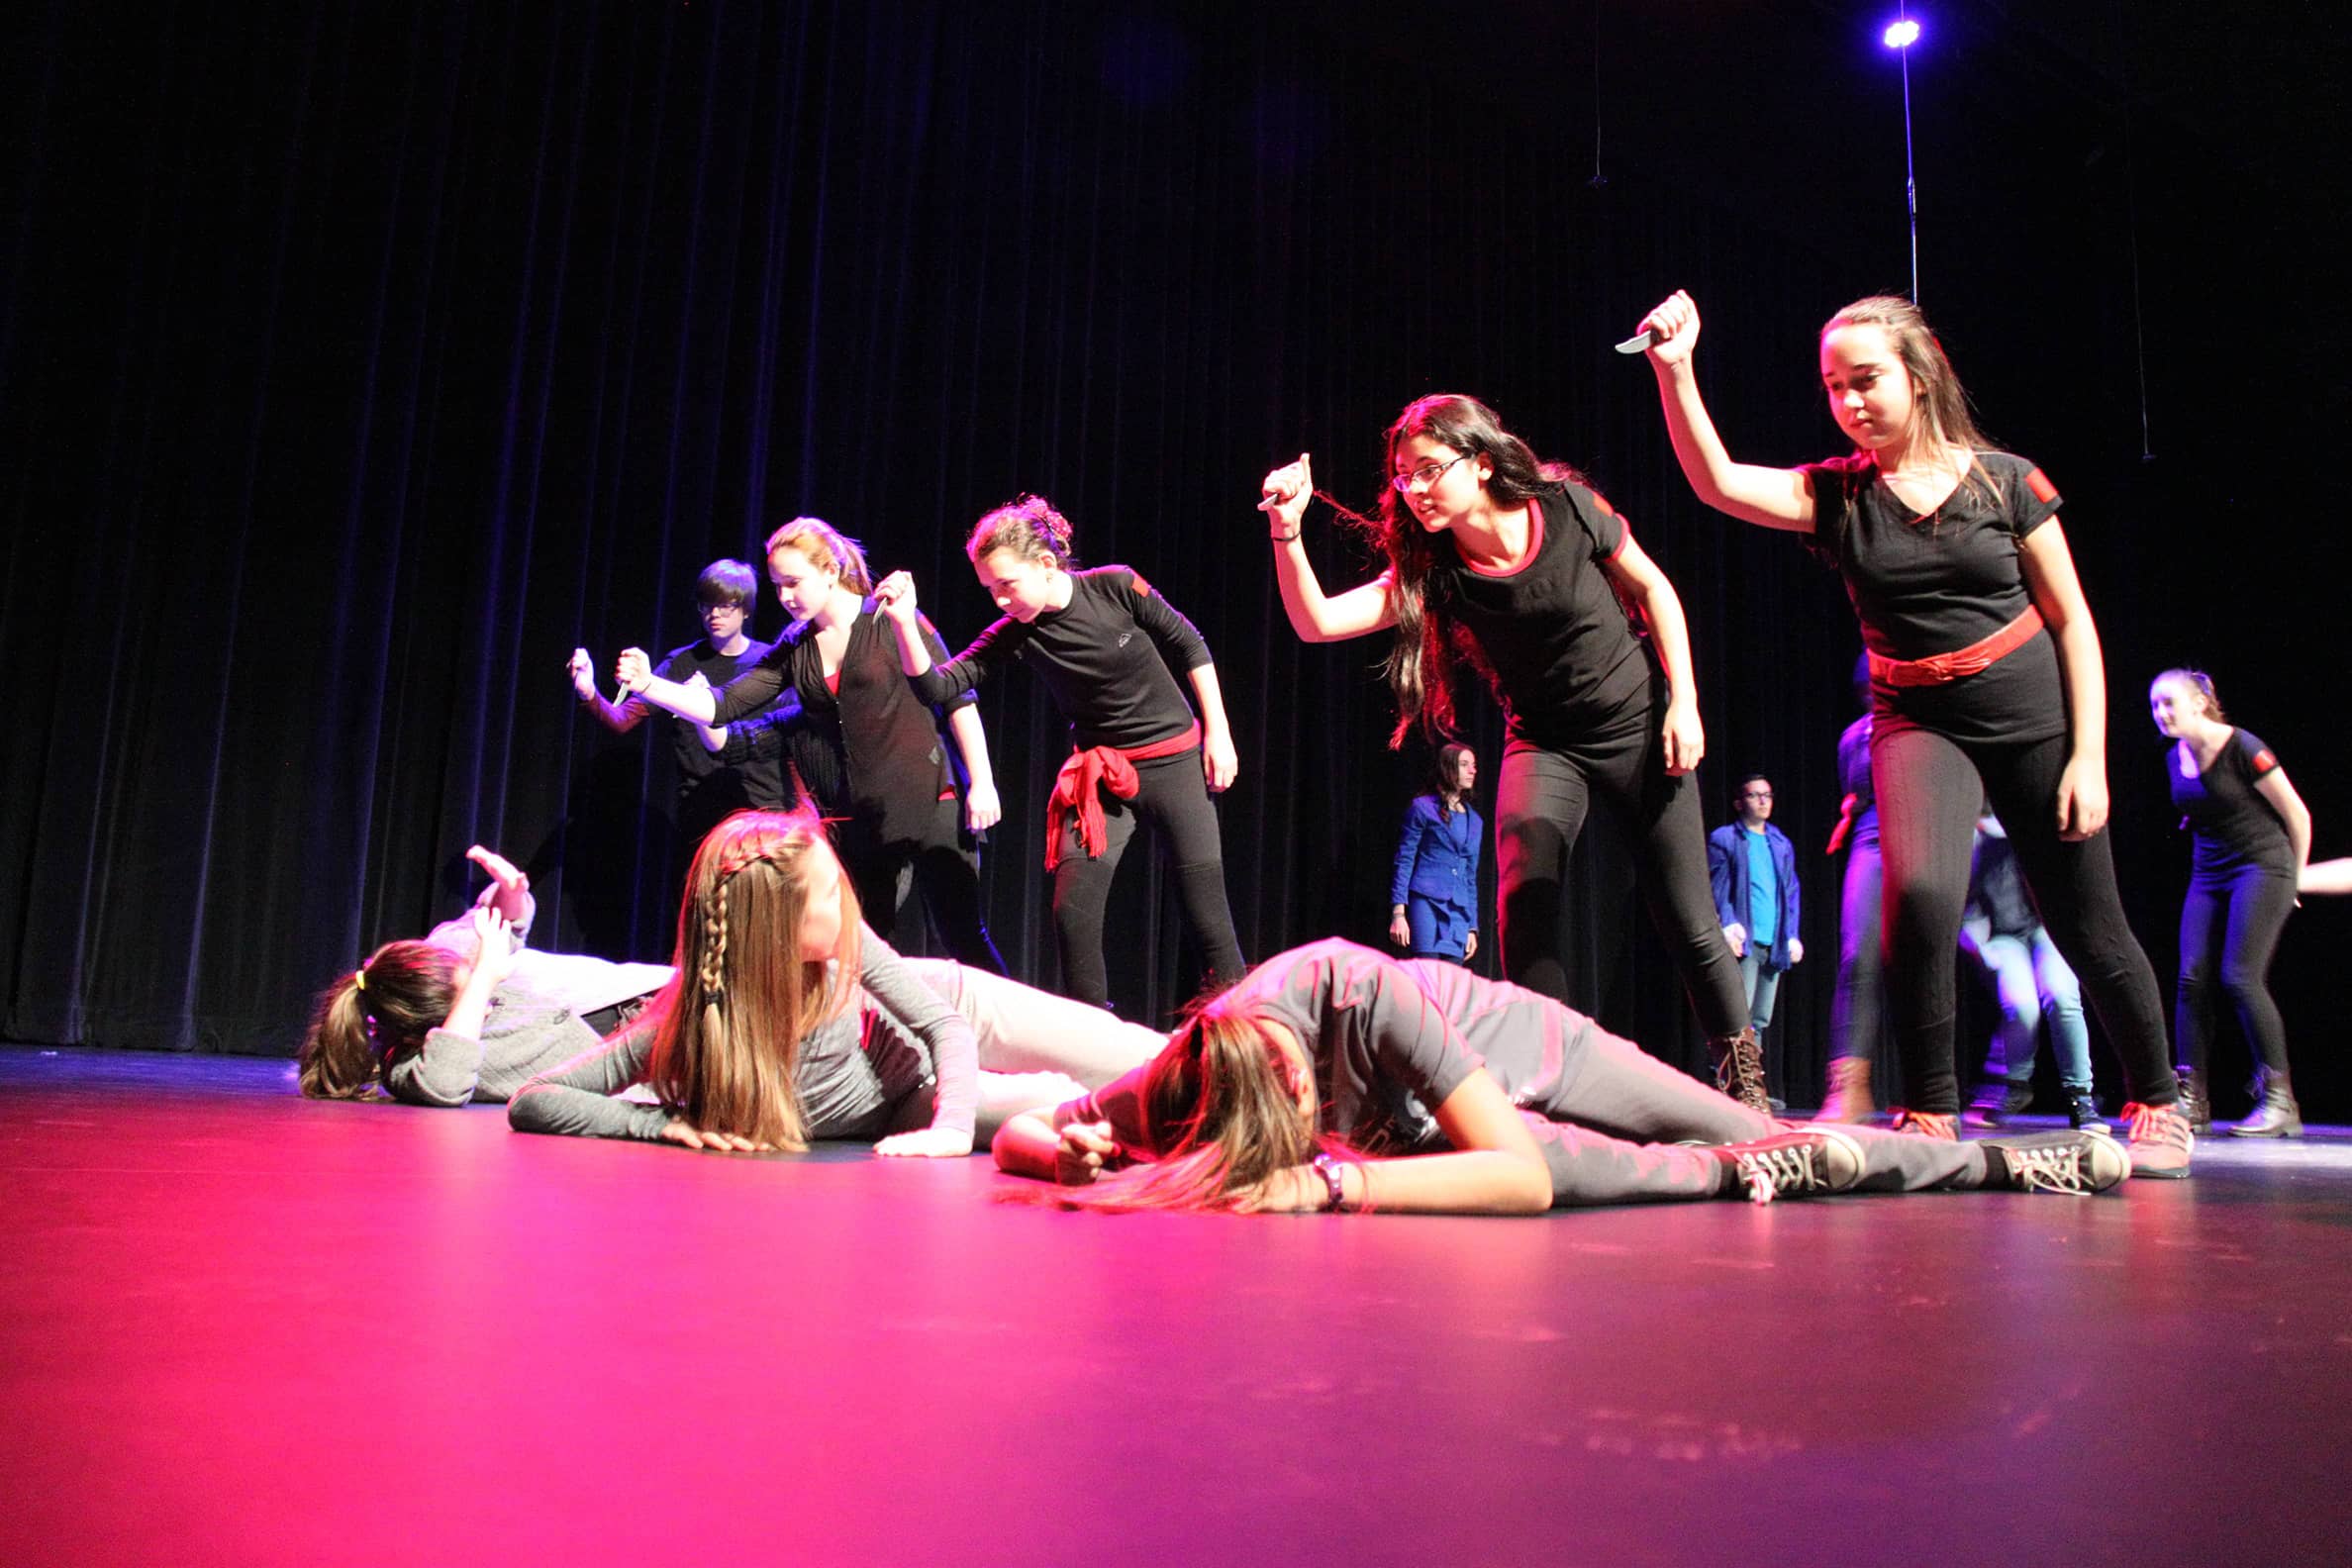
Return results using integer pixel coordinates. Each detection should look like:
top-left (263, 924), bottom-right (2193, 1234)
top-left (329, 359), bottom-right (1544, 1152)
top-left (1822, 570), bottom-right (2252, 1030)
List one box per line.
top-left (1043, 722), bottom-right (1202, 871)
top-left (1868, 606), bottom-right (2043, 690)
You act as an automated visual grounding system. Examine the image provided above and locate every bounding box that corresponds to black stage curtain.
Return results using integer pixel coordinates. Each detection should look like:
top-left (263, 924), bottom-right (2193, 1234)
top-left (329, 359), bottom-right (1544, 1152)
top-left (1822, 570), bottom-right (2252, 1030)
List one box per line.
top-left (6, 1), bottom-right (2347, 1116)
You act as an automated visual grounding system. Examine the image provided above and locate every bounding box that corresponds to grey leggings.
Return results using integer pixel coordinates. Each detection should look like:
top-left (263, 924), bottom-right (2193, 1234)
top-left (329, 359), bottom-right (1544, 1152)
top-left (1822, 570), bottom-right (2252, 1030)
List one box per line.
top-left (1522, 1012), bottom-right (1993, 1206)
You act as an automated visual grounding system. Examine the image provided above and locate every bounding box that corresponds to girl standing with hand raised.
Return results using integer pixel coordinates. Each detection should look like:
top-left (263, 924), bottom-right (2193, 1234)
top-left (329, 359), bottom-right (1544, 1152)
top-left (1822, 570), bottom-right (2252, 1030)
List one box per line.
top-left (1636, 288), bottom-right (2190, 1174)
top-left (872, 495), bottom-right (1246, 1012)
top-left (1257, 396), bottom-right (1769, 1114)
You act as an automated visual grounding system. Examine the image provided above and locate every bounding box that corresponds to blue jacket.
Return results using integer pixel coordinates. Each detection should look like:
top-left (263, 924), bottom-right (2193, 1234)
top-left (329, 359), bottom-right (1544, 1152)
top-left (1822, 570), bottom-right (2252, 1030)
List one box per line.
top-left (1392, 795), bottom-right (1483, 922)
top-left (1708, 821), bottom-right (1800, 970)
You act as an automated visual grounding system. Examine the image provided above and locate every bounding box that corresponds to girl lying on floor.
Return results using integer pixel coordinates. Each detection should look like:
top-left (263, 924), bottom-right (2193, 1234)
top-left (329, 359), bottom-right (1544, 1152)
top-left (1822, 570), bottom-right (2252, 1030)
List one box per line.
top-left (507, 808), bottom-right (1162, 1154)
top-left (298, 846), bottom-right (674, 1105)
top-left (993, 939), bottom-right (2126, 1213)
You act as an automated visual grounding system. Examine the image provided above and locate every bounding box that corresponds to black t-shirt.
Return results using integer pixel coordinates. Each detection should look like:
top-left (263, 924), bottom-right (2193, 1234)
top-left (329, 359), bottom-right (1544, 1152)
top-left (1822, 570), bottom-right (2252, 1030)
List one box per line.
top-left (653, 637), bottom-right (786, 805)
top-left (1801, 450), bottom-right (2066, 746)
top-left (911, 566), bottom-right (1212, 751)
top-left (1424, 482), bottom-right (1654, 750)
top-left (712, 604), bottom-right (971, 839)
top-left (2170, 728), bottom-right (2292, 877)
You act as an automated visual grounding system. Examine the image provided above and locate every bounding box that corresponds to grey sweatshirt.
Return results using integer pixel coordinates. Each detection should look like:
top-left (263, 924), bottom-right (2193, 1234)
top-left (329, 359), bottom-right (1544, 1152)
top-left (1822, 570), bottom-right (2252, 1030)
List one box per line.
top-left (384, 900), bottom-right (674, 1107)
top-left (506, 928), bottom-right (980, 1142)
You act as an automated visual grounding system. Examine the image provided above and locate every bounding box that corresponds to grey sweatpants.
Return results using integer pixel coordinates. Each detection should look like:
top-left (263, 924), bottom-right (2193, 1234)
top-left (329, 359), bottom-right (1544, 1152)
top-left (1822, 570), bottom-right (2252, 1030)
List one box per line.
top-left (1527, 1018), bottom-right (1991, 1207)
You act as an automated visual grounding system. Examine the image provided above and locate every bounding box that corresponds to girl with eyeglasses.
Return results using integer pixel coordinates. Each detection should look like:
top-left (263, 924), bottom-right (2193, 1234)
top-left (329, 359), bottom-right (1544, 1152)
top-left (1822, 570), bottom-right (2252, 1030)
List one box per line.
top-left (1257, 396), bottom-right (1770, 1115)
top-left (1634, 288), bottom-right (2190, 1176)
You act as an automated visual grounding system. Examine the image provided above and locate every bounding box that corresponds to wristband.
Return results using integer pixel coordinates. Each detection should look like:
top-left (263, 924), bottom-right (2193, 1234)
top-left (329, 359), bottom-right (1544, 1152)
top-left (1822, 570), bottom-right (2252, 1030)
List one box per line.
top-left (1310, 1151), bottom-right (1346, 1212)
top-left (1268, 528), bottom-right (1301, 543)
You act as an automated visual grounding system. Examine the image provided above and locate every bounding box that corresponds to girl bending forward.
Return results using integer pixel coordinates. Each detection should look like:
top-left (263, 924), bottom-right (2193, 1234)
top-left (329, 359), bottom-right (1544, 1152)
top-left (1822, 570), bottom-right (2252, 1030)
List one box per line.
top-left (1259, 397), bottom-right (1765, 1113)
top-left (874, 496), bottom-right (1246, 1010)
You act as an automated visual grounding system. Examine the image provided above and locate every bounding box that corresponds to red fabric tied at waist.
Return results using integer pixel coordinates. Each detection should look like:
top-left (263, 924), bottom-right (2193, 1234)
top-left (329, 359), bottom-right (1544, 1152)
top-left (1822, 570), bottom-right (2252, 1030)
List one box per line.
top-left (1044, 722), bottom-right (1202, 871)
top-left (1867, 606), bottom-right (2044, 690)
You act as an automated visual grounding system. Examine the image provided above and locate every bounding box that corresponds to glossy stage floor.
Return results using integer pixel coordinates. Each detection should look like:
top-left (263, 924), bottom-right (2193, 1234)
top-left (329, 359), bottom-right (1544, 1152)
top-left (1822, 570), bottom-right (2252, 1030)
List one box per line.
top-left (6, 1045), bottom-right (2350, 1565)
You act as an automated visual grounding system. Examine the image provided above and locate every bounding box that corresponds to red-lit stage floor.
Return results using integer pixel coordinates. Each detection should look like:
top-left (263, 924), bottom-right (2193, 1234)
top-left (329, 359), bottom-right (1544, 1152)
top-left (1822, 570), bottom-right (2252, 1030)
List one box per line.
top-left (6, 1044), bottom-right (2349, 1565)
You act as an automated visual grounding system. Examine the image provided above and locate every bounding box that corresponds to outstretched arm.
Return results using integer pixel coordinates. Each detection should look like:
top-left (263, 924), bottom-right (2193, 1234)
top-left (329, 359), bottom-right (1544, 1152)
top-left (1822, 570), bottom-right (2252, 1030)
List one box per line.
top-left (1639, 292), bottom-right (1817, 533)
top-left (1241, 1067), bottom-right (1554, 1215)
top-left (614, 648), bottom-right (722, 725)
top-left (1260, 452), bottom-right (1398, 642)
top-left (568, 647), bottom-right (652, 734)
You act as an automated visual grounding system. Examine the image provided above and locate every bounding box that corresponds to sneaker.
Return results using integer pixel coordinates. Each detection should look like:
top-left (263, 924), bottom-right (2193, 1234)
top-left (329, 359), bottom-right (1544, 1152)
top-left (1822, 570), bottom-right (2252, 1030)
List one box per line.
top-left (1719, 1127), bottom-right (1866, 1205)
top-left (1982, 1130), bottom-right (2130, 1195)
top-left (2120, 1100), bottom-right (2194, 1179)
top-left (1711, 1028), bottom-right (1772, 1118)
top-left (2064, 1090), bottom-right (2108, 1133)
top-left (1890, 1109), bottom-right (1959, 1139)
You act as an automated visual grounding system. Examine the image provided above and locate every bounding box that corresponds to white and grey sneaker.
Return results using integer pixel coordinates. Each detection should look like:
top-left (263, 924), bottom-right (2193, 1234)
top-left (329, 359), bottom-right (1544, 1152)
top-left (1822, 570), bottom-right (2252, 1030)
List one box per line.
top-left (1982, 1129), bottom-right (2130, 1195)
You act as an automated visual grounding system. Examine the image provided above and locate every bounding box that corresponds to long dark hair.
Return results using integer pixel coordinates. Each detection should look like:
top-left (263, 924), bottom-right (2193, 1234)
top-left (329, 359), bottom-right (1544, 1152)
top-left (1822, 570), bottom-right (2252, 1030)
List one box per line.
top-left (1354, 394), bottom-right (1584, 745)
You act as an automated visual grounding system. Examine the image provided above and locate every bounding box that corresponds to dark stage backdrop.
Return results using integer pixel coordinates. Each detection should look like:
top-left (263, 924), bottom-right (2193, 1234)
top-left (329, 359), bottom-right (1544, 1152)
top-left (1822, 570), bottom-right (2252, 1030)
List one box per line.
top-left (6, 1), bottom-right (2347, 1117)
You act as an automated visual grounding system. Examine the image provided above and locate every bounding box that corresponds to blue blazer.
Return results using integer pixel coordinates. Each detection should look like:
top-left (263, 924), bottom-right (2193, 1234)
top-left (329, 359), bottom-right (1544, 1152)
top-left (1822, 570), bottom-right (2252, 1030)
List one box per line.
top-left (1392, 796), bottom-right (1483, 922)
top-left (1708, 821), bottom-right (1801, 970)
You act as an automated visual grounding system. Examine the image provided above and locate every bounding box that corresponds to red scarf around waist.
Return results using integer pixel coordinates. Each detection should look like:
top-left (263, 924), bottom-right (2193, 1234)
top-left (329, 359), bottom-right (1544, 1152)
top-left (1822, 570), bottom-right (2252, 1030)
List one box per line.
top-left (1043, 722), bottom-right (1202, 871)
top-left (1867, 606), bottom-right (2044, 690)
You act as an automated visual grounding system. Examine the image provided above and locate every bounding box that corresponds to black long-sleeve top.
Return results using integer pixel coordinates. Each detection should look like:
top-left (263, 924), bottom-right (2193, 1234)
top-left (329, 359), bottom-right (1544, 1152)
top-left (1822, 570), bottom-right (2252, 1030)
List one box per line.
top-left (909, 566), bottom-right (1213, 751)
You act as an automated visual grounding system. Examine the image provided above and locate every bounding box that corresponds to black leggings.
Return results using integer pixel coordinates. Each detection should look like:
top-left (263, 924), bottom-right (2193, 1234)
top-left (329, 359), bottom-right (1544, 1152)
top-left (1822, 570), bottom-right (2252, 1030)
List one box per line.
top-left (2175, 863), bottom-right (2296, 1077)
top-left (1051, 749), bottom-right (1245, 1007)
top-left (1872, 724), bottom-right (2176, 1114)
top-left (1493, 728), bottom-right (1748, 1038)
top-left (839, 797), bottom-right (1009, 974)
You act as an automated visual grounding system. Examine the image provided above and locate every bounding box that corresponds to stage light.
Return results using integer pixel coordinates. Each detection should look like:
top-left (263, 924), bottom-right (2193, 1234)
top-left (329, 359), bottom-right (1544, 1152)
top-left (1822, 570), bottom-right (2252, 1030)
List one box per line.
top-left (1883, 19), bottom-right (1921, 49)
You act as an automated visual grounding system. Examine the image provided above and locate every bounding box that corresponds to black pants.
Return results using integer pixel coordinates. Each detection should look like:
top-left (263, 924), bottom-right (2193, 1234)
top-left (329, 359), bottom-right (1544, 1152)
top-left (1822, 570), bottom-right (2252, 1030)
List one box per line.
top-left (1829, 818), bottom-right (1894, 1079)
top-left (1051, 749), bottom-right (1245, 1007)
top-left (839, 796), bottom-right (1008, 974)
top-left (1872, 724), bottom-right (2176, 1113)
top-left (2176, 863), bottom-right (2296, 1076)
top-left (1493, 725), bottom-right (1748, 1039)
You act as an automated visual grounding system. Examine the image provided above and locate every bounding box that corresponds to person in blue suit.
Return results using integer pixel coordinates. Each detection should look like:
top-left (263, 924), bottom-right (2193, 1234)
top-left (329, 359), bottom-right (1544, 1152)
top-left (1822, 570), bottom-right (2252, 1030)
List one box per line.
top-left (1710, 773), bottom-right (1803, 1104)
top-left (1390, 744), bottom-right (1484, 964)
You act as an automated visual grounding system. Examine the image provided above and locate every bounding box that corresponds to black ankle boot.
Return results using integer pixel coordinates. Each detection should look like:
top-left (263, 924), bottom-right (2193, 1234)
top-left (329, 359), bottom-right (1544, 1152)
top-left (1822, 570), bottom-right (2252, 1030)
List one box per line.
top-left (2232, 1068), bottom-right (2303, 1138)
top-left (2177, 1066), bottom-right (2211, 1134)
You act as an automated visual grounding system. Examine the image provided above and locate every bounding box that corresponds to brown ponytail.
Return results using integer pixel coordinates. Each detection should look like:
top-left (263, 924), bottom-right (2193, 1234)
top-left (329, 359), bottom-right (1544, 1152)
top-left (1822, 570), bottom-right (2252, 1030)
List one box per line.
top-left (297, 940), bottom-right (460, 1099)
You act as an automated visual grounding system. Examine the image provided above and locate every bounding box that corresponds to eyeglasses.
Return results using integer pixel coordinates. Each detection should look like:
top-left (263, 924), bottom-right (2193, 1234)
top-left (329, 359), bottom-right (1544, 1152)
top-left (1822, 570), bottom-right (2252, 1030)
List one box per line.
top-left (1741, 790), bottom-right (1774, 800)
top-left (1391, 454), bottom-right (1472, 493)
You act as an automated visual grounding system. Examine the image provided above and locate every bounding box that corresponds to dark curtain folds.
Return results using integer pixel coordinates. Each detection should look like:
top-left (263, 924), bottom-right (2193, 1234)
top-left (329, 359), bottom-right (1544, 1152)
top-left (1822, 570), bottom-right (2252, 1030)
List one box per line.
top-left (6, 0), bottom-right (2347, 1117)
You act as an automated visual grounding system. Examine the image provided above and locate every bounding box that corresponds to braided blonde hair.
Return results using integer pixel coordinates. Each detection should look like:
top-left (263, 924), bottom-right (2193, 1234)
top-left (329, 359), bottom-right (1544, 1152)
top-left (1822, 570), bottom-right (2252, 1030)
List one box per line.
top-left (641, 808), bottom-right (862, 1149)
